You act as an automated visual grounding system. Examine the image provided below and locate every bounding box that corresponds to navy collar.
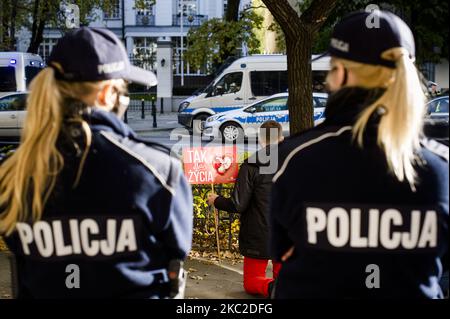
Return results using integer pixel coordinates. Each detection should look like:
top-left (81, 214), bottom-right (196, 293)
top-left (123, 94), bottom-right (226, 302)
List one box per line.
top-left (323, 87), bottom-right (386, 126)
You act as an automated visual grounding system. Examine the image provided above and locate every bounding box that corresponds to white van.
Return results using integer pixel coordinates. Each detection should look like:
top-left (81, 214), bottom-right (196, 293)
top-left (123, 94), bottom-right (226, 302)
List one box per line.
top-left (0, 52), bottom-right (44, 97)
top-left (178, 54), bottom-right (330, 134)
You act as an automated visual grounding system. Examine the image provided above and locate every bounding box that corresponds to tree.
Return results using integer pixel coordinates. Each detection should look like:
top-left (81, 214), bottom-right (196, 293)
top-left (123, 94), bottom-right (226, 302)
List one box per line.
top-left (26, 0), bottom-right (118, 54)
top-left (225, 0), bottom-right (241, 22)
top-left (311, 0), bottom-right (449, 65)
top-left (0, 1), bottom-right (29, 51)
top-left (221, 0), bottom-right (243, 62)
top-left (185, 8), bottom-right (263, 74)
top-left (261, 0), bottom-right (337, 134)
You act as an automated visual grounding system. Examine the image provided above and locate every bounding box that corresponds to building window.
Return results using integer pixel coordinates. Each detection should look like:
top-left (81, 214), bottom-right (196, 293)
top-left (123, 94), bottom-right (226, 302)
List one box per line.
top-left (173, 0), bottom-right (207, 26)
top-left (104, 0), bottom-right (121, 20)
top-left (136, 1), bottom-right (155, 26)
top-left (38, 38), bottom-right (58, 62)
top-left (177, 0), bottom-right (198, 16)
top-left (131, 37), bottom-right (157, 71)
top-left (136, 1), bottom-right (154, 15)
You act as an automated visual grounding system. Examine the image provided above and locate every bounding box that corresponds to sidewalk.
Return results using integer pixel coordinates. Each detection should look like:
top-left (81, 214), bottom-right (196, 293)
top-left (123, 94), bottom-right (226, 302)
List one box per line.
top-left (185, 257), bottom-right (257, 299)
top-left (125, 111), bottom-right (181, 133)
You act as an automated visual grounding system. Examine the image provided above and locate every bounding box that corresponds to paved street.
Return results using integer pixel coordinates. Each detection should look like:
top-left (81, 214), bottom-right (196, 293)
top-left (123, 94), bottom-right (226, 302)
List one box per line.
top-left (1, 111), bottom-right (260, 156)
top-left (127, 110), bottom-right (260, 156)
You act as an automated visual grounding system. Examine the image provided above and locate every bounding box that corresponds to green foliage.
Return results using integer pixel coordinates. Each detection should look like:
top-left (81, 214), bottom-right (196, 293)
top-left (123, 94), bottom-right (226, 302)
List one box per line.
top-left (267, 20), bottom-right (286, 53)
top-left (134, 0), bottom-right (156, 11)
top-left (264, 0), bottom-right (448, 64)
top-left (192, 185), bottom-right (240, 252)
top-left (312, 0), bottom-right (449, 63)
top-left (0, 237), bottom-right (7, 252)
top-left (185, 9), bottom-right (263, 74)
top-left (0, 0), bottom-right (135, 51)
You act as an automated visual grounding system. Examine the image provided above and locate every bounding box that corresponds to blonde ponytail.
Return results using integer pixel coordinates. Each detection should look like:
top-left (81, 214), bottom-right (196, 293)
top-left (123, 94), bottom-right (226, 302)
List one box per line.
top-left (0, 68), bottom-right (64, 235)
top-left (349, 47), bottom-right (426, 190)
top-left (0, 68), bottom-right (107, 235)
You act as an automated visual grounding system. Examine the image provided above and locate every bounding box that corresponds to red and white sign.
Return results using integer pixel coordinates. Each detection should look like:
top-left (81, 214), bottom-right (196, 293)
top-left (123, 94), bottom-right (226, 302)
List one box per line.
top-left (183, 146), bottom-right (239, 185)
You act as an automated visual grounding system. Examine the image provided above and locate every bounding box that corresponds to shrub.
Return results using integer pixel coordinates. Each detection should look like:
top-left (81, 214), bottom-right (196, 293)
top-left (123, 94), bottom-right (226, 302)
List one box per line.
top-left (192, 184), bottom-right (240, 254)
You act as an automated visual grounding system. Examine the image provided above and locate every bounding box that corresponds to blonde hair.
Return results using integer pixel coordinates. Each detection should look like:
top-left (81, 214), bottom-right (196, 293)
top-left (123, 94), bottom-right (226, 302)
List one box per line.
top-left (336, 47), bottom-right (426, 190)
top-left (0, 67), bottom-right (108, 235)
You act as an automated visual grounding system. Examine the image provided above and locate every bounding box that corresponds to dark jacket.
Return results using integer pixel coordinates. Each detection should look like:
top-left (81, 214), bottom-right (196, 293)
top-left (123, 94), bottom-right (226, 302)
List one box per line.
top-left (3, 108), bottom-right (193, 298)
top-left (214, 146), bottom-right (276, 259)
top-left (271, 88), bottom-right (449, 299)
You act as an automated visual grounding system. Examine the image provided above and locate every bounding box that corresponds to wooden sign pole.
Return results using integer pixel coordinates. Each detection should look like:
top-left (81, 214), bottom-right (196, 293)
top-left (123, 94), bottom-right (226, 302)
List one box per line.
top-left (211, 183), bottom-right (221, 263)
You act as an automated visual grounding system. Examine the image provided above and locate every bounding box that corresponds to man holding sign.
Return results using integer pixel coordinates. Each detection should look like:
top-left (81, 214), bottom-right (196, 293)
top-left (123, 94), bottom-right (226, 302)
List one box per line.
top-left (207, 121), bottom-right (284, 298)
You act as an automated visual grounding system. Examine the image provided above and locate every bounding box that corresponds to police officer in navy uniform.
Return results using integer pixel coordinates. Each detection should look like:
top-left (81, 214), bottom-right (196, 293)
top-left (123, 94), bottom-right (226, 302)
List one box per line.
top-left (0, 28), bottom-right (193, 298)
top-left (270, 11), bottom-right (448, 299)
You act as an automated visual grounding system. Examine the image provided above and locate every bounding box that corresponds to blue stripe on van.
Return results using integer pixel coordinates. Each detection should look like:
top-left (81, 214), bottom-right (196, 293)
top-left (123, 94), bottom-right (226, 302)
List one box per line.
top-left (182, 106), bottom-right (243, 115)
top-left (229, 112), bottom-right (324, 125)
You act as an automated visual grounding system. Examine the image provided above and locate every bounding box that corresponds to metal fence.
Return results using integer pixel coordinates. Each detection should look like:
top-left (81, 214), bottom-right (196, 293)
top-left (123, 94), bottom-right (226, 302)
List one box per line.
top-left (172, 14), bottom-right (208, 27)
top-left (127, 99), bottom-right (155, 112)
top-left (136, 14), bottom-right (156, 26)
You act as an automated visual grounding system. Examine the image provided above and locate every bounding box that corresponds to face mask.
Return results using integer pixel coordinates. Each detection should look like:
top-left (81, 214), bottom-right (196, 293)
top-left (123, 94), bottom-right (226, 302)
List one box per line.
top-left (325, 67), bottom-right (349, 96)
top-left (111, 84), bottom-right (130, 118)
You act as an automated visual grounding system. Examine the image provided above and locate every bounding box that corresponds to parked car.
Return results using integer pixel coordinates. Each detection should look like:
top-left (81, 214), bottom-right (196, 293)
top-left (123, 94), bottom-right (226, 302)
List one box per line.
top-left (424, 95), bottom-right (449, 145)
top-left (426, 95), bottom-right (449, 121)
top-left (0, 92), bottom-right (28, 139)
top-left (203, 92), bottom-right (328, 142)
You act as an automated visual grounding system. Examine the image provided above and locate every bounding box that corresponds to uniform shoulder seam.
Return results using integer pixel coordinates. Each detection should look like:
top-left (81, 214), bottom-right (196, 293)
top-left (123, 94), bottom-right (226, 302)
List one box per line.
top-left (420, 139), bottom-right (449, 162)
top-left (273, 126), bottom-right (352, 182)
top-left (100, 131), bottom-right (176, 195)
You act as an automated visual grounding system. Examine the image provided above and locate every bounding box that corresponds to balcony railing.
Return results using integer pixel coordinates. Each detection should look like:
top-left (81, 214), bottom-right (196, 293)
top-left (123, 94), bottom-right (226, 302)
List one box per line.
top-left (172, 14), bottom-right (208, 27)
top-left (136, 14), bottom-right (155, 26)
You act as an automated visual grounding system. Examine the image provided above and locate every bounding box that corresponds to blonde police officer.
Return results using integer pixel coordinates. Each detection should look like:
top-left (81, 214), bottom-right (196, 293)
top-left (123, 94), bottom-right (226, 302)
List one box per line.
top-left (270, 11), bottom-right (448, 299)
top-left (0, 28), bottom-right (193, 298)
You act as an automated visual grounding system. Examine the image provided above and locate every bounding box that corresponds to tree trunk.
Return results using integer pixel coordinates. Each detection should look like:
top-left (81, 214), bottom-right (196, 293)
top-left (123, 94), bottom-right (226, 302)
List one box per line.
top-left (262, 0), bottom-right (337, 135)
top-left (28, 0), bottom-right (40, 53)
top-left (0, 0), bottom-right (11, 51)
top-left (27, 0), bottom-right (48, 54)
top-left (9, 0), bottom-right (18, 50)
top-left (286, 27), bottom-right (314, 133)
top-left (225, 0), bottom-right (241, 22)
top-left (219, 0), bottom-right (241, 65)
top-left (0, 1), bottom-right (3, 49)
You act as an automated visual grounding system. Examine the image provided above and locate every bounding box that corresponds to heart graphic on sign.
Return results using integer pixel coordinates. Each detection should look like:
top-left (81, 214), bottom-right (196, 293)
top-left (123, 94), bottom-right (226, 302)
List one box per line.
top-left (213, 154), bottom-right (233, 176)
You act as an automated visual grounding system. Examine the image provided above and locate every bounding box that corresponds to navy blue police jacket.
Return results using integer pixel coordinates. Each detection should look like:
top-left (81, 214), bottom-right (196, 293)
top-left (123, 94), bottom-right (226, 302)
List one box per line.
top-left (3, 108), bottom-right (193, 298)
top-left (271, 88), bottom-right (449, 299)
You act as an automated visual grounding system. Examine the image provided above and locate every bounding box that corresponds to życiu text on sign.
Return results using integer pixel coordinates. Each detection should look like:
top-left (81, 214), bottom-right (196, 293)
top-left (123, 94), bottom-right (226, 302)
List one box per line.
top-left (182, 146), bottom-right (239, 185)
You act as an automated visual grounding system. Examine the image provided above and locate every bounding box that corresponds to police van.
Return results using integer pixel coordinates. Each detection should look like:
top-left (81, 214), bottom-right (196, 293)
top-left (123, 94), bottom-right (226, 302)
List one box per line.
top-left (177, 54), bottom-right (330, 134)
top-left (203, 92), bottom-right (328, 142)
top-left (0, 52), bottom-right (44, 97)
